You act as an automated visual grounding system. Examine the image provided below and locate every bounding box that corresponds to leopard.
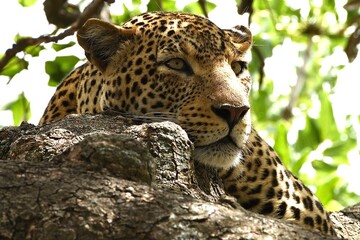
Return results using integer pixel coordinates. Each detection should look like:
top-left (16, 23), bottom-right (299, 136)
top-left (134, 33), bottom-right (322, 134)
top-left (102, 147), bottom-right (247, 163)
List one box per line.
top-left (39, 11), bottom-right (337, 236)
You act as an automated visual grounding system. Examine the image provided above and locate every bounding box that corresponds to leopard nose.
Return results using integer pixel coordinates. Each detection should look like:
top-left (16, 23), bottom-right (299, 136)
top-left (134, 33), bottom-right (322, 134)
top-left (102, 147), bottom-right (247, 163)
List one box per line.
top-left (211, 104), bottom-right (249, 130)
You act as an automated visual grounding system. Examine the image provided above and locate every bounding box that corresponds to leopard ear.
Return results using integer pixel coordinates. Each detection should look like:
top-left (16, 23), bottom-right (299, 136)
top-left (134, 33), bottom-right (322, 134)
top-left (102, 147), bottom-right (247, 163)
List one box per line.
top-left (224, 25), bottom-right (252, 53)
top-left (77, 18), bottom-right (136, 72)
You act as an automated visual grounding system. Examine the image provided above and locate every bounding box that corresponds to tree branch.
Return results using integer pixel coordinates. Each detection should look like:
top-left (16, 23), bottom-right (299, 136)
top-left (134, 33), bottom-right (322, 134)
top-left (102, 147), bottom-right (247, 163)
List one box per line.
top-left (0, 113), bottom-right (355, 239)
top-left (0, 0), bottom-right (113, 74)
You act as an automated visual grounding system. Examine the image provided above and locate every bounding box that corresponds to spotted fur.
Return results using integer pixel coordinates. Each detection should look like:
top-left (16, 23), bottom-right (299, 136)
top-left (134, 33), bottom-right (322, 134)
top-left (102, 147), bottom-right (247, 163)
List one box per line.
top-left (39, 12), bottom-right (336, 236)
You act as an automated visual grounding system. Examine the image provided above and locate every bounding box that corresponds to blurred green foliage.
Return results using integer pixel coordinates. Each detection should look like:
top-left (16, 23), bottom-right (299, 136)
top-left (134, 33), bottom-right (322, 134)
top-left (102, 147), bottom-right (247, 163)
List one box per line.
top-left (18, 0), bottom-right (37, 7)
top-left (247, 0), bottom-right (360, 210)
top-left (4, 92), bottom-right (31, 125)
top-left (0, 0), bottom-right (359, 210)
top-left (45, 56), bottom-right (79, 86)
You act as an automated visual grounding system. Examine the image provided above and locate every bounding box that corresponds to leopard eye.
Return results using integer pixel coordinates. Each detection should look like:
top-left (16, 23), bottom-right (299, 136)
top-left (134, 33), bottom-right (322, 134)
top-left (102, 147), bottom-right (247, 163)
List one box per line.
top-left (164, 58), bottom-right (193, 74)
top-left (231, 61), bottom-right (247, 75)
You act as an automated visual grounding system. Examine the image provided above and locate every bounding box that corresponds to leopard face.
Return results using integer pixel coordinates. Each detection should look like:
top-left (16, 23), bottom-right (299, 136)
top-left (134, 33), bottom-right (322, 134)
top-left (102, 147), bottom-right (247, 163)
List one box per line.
top-left (41, 12), bottom-right (253, 169)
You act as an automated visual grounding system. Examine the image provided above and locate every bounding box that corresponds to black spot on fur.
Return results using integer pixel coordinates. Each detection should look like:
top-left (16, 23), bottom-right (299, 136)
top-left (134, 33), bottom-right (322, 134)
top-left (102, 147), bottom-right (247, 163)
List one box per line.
top-left (266, 188), bottom-right (275, 199)
top-left (304, 217), bottom-right (314, 227)
top-left (316, 215), bottom-right (322, 225)
top-left (261, 168), bottom-right (269, 180)
top-left (259, 202), bottom-right (274, 215)
top-left (315, 201), bottom-right (324, 213)
top-left (290, 206), bottom-right (301, 220)
top-left (62, 100), bottom-right (69, 107)
top-left (303, 196), bottom-right (314, 211)
top-left (248, 184), bottom-right (262, 195)
top-left (276, 201), bottom-right (287, 218)
top-left (226, 184), bottom-right (237, 194)
top-left (242, 198), bottom-right (260, 209)
top-left (323, 221), bottom-right (329, 233)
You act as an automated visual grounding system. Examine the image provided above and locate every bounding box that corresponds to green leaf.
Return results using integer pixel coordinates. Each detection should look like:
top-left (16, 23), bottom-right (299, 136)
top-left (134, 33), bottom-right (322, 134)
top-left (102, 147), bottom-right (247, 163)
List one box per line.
top-left (182, 1), bottom-right (216, 15)
top-left (295, 116), bottom-right (321, 151)
top-left (291, 150), bottom-right (311, 176)
top-left (4, 92), bottom-right (31, 126)
top-left (318, 91), bottom-right (340, 141)
top-left (112, 3), bottom-right (140, 24)
top-left (13, 35), bottom-right (45, 57)
top-left (323, 140), bottom-right (356, 159)
top-left (156, 0), bottom-right (176, 11)
top-left (147, 0), bottom-right (162, 11)
top-left (0, 56), bottom-right (28, 79)
top-left (315, 175), bottom-right (339, 205)
top-left (312, 160), bottom-right (338, 172)
top-left (250, 82), bottom-right (273, 122)
top-left (52, 42), bottom-right (76, 52)
top-left (45, 56), bottom-right (80, 86)
top-left (273, 122), bottom-right (291, 167)
top-left (18, 0), bottom-right (37, 7)
top-left (145, 0), bottom-right (178, 11)
top-left (24, 45), bottom-right (45, 57)
top-left (334, 184), bottom-right (360, 209)
top-left (252, 37), bottom-right (274, 58)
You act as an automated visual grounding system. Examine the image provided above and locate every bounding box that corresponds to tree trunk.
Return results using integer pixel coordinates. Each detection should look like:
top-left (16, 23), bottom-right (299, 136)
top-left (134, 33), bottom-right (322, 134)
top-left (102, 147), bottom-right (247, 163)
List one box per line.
top-left (0, 113), bottom-right (358, 239)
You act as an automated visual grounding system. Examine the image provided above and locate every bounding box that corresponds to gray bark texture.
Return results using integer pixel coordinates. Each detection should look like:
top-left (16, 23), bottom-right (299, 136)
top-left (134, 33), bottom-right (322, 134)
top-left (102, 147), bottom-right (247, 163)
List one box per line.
top-left (0, 113), bottom-right (359, 240)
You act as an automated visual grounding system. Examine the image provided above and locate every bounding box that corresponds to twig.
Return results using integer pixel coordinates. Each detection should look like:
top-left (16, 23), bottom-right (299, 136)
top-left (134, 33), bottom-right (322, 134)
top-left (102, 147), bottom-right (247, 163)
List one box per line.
top-left (0, 0), bottom-right (113, 73)
top-left (198, 0), bottom-right (208, 18)
top-left (264, 0), bottom-right (277, 31)
top-left (237, 0), bottom-right (253, 23)
top-left (252, 46), bottom-right (265, 88)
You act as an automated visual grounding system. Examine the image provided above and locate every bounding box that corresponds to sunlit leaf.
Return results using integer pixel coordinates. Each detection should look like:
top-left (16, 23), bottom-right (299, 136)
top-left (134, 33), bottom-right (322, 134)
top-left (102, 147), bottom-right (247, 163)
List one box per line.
top-left (295, 116), bottom-right (321, 151)
top-left (132, 0), bottom-right (141, 6)
top-left (162, 0), bottom-right (177, 11)
top-left (274, 122), bottom-right (291, 166)
top-left (312, 160), bottom-right (338, 172)
top-left (18, 0), bottom-right (37, 7)
top-left (24, 45), bottom-right (45, 57)
top-left (45, 56), bottom-right (79, 86)
top-left (291, 149), bottom-right (311, 176)
top-left (147, 0), bottom-right (162, 11)
top-left (4, 92), bottom-right (31, 126)
top-left (252, 37), bottom-right (274, 58)
top-left (315, 176), bottom-right (339, 205)
top-left (0, 56), bottom-right (28, 79)
top-left (250, 82), bottom-right (273, 122)
top-left (52, 42), bottom-right (76, 52)
top-left (318, 91), bottom-right (340, 141)
top-left (323, 140), bottom-right (356, 160)
top-left (112, 3), bottom-right (140, 24)
top-left (182, 1), bottom-right (216, 15)
top-left (335, 184), bottom-right (360, 207)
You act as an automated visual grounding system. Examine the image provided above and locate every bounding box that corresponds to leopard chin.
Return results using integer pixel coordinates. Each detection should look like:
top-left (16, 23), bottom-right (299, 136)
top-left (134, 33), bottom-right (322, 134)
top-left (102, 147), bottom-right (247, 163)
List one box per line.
top-left (193, 136), bottom-right (244, 169)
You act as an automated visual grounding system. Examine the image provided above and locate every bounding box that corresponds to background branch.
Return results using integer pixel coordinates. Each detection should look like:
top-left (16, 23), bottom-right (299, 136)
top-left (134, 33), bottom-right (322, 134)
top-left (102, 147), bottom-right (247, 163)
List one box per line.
top-left (0, 0), bottom-right (113, 73)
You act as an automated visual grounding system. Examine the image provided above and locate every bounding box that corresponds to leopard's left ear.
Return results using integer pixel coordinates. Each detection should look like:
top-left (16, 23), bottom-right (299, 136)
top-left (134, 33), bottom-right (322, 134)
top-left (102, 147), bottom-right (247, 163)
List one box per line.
top-left (77, 18), bottom-right (136, 72)
top-left (224, 25), bottom-right (252, 53)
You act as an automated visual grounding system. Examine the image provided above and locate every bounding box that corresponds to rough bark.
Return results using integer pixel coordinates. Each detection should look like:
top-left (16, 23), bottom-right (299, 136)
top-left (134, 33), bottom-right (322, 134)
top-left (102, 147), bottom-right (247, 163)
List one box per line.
top-left (0, 113), bottom-right (358, 240)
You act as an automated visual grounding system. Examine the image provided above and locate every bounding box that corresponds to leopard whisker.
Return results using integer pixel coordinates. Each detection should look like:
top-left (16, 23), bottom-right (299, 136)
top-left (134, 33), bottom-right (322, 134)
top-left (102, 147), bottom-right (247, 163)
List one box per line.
top-left (119, 112), bottom-right (178, 123)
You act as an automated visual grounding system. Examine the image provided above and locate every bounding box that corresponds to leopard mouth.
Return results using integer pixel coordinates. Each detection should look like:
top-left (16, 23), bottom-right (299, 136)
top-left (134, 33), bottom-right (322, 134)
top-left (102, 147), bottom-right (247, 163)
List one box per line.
top-left (193, 134), bottom-right (243, 169)
top-left (196, 135), bottom-right (240, 150)
top-left (204, 135), bottom-right (241, 153)
top-left (215, 135), bottom-right (239, 147)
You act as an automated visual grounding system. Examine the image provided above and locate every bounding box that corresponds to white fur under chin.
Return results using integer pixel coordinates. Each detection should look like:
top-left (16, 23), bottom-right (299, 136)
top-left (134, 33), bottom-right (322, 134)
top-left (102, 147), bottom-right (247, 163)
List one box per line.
top-left (193, 143), bottom-right (242, 169)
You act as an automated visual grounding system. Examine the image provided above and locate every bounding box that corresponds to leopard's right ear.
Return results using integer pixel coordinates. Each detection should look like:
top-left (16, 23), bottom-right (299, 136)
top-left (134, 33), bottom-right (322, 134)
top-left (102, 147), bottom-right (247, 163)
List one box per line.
top-left (224, 25), bottom-right (252, 54)
top-left (77, 18), bottom-right (136, 72)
